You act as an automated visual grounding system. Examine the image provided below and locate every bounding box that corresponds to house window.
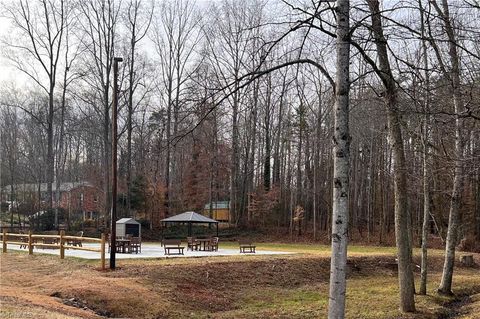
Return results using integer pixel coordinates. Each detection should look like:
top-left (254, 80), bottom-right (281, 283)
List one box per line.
top-left (94, 194), bottom-right (98, 202)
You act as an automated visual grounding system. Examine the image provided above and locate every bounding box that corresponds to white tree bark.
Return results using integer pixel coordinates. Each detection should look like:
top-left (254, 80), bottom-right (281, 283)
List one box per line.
top-left (328, 0), bottom-right (350, 318)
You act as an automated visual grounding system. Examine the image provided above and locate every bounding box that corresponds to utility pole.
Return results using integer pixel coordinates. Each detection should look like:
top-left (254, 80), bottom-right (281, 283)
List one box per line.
top-left (110, 56), bottom-right (123, 270)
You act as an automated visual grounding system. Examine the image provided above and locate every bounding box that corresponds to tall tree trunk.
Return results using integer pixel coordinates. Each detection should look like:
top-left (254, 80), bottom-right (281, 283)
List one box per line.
top-left (387, 96), bottom-right (416, 311)
top-left (55, 70), bottom-right (68, 229)
top-left (165, 74), bottom-right (173, 217)
top-left (230, 85), bottom-right (240, 225)
top-left (104, 85), bottom-right (111, 227)
top-left (328, 0), bottom-right (350, 317)
top-left (419, 0), bottom-right (431, 295)
top-left (126, 40), bottom-right (135, 218)
top-left (264, 76), bottom-right (272, 192)
top-left (367, 0), bottom-right (416, 312)
top-left (434, 0), bottom-right (464, 295)
top-left (273, 74), bottom-right (287, 186)
top-left (313, 89), bottom-right (322, 240)
top-left (55, 24), bottom-right (73, 228)
top-left (9, 183), bottom-right (15, 228)
top-left (47, 87), bottom-right (54, 211)
top-left (248, 79), bottom-right (259, 196)
top-left (296, 100), bottom-right (304, 206)
top-left (438, 113), bottom-right (463, 295)
top-left (476, 161), bottom-right (480, 241)
top-left (420, 112), bottom-right (431, 295)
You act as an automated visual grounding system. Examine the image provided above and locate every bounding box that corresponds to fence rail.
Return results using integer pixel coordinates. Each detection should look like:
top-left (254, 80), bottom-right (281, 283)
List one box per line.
top-left (1, 230), bottom-right (106, 270)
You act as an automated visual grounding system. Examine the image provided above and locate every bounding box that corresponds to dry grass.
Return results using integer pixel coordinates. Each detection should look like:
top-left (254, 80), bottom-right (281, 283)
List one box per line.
top-left (1, 244), bottom-right (479, 319)
top-left (457, 293), bottom-right (480, 319)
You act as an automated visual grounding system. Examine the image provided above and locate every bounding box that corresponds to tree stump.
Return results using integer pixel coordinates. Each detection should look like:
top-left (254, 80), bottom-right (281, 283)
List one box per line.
top-left (459, 254), bottom-right (474, 267)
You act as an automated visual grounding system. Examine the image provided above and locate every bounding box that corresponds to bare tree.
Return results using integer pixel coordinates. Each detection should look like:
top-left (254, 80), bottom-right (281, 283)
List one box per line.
top-left (4, 0), bottom-right (67, 211)
top-left (328, 0), bottom-right (350, 317)
top-left (77, 0), bottom-right (121, 225)
top-left (151, 0), bottom-right (201, 216)
top-left (430, 0), bottom-right (466, 296)
top-left (418, 0), bottom-right (431, 296)
top-left (366, 0), bottom-right (416, 312)
top-left (204, 0), bottom-right (266, 225)
top-left (124, 0), bottom-right (152, 217)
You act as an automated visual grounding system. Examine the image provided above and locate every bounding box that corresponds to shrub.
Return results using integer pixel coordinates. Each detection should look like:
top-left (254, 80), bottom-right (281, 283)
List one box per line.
top-left (30, 208), bottom-right (67, 231)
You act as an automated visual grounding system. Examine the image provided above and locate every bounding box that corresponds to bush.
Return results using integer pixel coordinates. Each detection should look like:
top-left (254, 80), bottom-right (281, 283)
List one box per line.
top-left (1, 202), bottom-right (9, 213)
top-left (30, 208), bottom-right (67, 231)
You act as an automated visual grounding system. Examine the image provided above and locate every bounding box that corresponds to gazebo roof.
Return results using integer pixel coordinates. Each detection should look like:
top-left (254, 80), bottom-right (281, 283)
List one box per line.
top-left (161, 211), bottom-right (219, 224)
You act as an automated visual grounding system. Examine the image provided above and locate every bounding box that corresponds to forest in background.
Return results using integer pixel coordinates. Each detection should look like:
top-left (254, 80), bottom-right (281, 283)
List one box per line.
top-left (0, 0), bottom-right (479, 247)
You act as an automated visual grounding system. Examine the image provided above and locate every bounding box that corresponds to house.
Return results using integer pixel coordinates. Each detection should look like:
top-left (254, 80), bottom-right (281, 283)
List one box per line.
top-left (202, 201), bottom-right (230, 222)
top-left (59, 183), bottom-right (103, 220)
top-left (1, 181), bottom-right (103, 220)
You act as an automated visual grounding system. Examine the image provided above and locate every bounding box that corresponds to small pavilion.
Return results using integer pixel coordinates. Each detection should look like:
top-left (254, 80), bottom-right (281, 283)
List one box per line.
top-left (160, 211), bottom-right (219, 239)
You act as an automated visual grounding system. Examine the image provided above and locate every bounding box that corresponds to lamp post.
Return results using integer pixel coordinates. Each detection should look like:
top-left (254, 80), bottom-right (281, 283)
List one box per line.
top-left (110, 56), bottom-right (123, 270)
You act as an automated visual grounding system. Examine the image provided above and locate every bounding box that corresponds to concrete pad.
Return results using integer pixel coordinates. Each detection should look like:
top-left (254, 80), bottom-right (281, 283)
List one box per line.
top-left (6, 243), bottom-right (293, 260)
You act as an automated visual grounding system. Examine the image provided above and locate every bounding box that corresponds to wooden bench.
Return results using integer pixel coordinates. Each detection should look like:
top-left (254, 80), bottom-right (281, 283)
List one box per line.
top-left (67, 231), bottom-right (83, 247)
top-left (239, 241), bottom-right (256, 253)
top-left (163, 239), bottom-right (185, 255)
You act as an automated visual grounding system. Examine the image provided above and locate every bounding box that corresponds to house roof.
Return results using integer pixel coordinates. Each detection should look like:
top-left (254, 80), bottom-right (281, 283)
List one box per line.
top-left (1, 181), bottom-right (93, 193)
top-left (116, 218), bottom-right (140, 225)
top-left (161, 211), bottom-right (219, 223)
top-left (203, 201), bottom-right (230, 210)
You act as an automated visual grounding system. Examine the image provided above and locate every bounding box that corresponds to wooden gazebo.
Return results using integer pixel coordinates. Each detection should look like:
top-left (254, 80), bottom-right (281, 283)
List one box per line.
top-left (160, 211), bottom-right (219, 240)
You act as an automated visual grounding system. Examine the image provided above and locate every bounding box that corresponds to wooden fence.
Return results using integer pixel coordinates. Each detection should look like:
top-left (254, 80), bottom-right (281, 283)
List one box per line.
top-left (1, 230), bottom-right (106, 270)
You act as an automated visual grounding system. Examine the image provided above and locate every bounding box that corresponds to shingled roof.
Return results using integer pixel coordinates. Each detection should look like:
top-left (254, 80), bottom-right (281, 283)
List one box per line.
top-left (161, 211), bottom-right (219, 223)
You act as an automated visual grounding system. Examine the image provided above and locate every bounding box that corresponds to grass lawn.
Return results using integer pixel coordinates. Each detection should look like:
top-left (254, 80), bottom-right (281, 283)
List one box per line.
top-left (219, 241), bottom-right (399, 255)
top-left (1, 243), bottom-right (479, 318)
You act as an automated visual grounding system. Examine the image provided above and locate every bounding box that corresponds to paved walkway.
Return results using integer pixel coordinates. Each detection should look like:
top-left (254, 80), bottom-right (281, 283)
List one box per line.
top-left (6, 243), bottom-right (292, 260)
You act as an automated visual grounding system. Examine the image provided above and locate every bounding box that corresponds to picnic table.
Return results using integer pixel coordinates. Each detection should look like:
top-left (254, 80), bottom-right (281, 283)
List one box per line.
top-left (116, 238), bottom-right (131, 253)
top-left (196, 238), bottom-right (212, 251)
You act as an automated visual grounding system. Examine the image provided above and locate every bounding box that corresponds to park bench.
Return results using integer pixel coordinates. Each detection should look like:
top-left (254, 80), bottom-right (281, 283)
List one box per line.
top-left (210, 237), bottom-right (219, 252)
top-left (163, 239), bottom-right (185, 255)
top-left (19, 231), bottom-right (28, 249)
top-left (67, 231), bottom-right (83, 247)
top-left (239, 240), bottom-right (256, 253)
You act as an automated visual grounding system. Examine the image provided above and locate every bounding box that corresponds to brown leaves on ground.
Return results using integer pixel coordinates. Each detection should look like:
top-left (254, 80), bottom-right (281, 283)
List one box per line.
top-left (0, 253), bottom-right (340, 318)
top-left (1, 252), bottom-right (479, 319)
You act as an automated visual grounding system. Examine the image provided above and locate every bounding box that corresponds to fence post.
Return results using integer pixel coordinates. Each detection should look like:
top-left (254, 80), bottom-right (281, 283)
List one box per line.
top-left (101, 233), bottom-right (106, 270)
top-left (60, 230), bottom-right (65, 259)
top-left (28, 231), bottom-right (33, 255)
top-left (2, 229), bottom-right (6, 253)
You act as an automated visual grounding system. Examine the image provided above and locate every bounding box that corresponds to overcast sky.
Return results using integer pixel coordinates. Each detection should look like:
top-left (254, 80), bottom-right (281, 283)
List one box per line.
top-left (0, 13), bottom-right (14, 84)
